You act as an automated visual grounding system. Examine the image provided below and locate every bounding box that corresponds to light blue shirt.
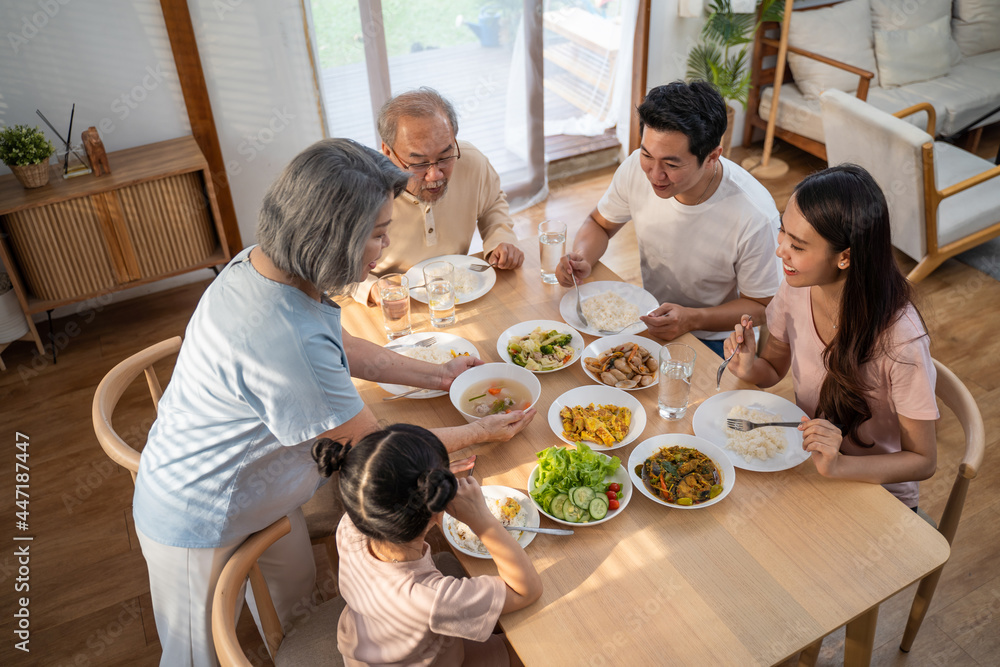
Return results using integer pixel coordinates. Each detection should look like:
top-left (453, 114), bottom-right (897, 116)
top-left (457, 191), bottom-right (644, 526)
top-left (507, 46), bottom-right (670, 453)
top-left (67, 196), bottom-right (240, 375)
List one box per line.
top-left (133, 247), bottom-right (365, 548)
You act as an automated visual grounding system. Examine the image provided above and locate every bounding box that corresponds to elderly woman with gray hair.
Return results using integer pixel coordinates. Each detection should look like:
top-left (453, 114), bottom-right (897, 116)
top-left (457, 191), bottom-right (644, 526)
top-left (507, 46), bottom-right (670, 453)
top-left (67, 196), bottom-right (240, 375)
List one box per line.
top-left (131, 138), bottom-right (535, 667)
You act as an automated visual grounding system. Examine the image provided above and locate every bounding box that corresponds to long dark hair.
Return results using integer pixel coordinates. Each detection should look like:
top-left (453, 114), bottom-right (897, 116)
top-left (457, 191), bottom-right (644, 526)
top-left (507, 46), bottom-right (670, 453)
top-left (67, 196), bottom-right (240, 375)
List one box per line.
top-left (312, 424), bottom-right (457, 544)
top-left (792, 164), bottom-right (917, 446)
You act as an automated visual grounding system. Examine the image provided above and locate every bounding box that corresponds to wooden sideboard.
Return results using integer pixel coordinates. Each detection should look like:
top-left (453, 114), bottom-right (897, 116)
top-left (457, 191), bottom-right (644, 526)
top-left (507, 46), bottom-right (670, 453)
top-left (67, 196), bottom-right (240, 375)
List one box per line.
top-left (0, 136), bottom-right (231, 364)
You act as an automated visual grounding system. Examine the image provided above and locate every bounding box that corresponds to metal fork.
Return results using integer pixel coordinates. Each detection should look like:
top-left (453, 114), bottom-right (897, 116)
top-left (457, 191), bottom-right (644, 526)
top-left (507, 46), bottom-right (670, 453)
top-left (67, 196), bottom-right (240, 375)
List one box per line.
top-left (726, 418), bottom-right (802, 431)
top-left (467, 262), bottom-right (493, 272)
top-left (570, 271), bottom-right (590, 329)
top-left (386, 336), bottom-right (437, 351)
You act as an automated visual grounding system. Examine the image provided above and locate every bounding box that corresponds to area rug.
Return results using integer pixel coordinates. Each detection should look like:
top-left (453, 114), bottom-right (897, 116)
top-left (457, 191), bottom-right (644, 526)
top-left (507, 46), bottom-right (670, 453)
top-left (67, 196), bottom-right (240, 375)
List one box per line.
top-left (956, 238), bottom-right (1000, 281)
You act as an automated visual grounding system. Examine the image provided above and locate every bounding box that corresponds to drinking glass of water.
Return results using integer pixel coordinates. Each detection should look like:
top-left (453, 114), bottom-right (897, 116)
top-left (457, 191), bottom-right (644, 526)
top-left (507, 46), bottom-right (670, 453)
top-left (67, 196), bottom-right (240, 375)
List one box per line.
top-left (377, 274), bottom-right (411, 340)
top-left (423, 261), bottom-right (457, 327)
top-left (539, 219), bottom-right (566, 284)
top-left (658, 343), bottom-right (697, 420)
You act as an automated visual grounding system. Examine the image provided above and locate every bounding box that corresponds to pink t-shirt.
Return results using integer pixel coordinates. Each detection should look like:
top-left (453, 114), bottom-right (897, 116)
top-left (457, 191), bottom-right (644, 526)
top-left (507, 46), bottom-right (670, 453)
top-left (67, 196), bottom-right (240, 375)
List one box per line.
top-left (336, 514), bottom-right (507, 667)
top-left (766, 281), bottom-right (939, 507)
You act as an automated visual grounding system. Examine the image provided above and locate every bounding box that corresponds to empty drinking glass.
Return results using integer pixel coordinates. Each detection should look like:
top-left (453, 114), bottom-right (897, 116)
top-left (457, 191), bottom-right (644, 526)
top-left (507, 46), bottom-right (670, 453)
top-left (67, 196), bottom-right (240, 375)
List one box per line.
top-left (658, 343), bottom-right (697, 420)
top-left (377, 274), bottom-right (411, 340)
top-left (539, 219), bottom-right (567, 284)
top-left (423, 261), bottom-right (457, 327)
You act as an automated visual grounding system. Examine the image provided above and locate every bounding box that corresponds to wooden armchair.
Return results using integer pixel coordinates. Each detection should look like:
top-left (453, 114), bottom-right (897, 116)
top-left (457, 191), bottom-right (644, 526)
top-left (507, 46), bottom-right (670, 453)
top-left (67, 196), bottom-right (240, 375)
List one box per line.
top-left (821, 88), bottom-right (1000, 282)
top-left (744, 3), bottom-right (874, 161)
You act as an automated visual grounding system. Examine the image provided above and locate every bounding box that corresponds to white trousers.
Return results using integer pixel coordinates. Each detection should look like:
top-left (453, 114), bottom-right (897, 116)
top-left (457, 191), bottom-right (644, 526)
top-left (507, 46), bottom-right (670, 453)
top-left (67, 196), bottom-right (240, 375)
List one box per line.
top-left (136, 508), bottom-right (317, 667)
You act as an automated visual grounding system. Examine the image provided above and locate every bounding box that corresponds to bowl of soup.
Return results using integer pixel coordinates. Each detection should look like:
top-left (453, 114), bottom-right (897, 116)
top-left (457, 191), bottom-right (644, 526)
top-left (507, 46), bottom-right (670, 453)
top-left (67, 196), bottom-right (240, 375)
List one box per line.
top-left (449, 363), bottom-right (541, 423)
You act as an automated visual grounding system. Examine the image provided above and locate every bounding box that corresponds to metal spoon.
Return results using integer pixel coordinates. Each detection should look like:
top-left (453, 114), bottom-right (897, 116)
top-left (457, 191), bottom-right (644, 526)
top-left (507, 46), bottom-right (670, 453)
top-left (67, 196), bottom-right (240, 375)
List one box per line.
top-left (570, 270), bottom-right (590, 329)
top-left (505, 526), bottom-right (574, 535)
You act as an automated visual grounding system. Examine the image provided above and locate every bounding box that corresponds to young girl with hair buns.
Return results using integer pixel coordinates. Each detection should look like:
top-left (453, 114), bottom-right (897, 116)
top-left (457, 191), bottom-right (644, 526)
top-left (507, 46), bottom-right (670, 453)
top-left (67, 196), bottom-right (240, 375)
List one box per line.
top-left (724, 164), bottom-right (938, 510)
top-left (313, 424), bottom-right (542, 666)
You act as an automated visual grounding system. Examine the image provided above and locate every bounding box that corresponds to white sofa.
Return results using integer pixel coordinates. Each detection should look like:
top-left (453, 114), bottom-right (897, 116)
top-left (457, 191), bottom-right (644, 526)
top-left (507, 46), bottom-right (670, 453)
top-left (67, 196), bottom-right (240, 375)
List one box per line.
top-left (745, 0), bottom-right (1000, 159)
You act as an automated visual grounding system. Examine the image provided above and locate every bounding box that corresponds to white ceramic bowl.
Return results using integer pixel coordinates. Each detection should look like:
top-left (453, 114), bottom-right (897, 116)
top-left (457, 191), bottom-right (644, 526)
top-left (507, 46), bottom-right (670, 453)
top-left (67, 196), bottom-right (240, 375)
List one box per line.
top-left (628, 434), bottom-right (736, 509)
top-left (449, 363), bottom-right (541, 423)
top-left (546, 385), bottom-right (647, 451)
top-left (496, 319), bottom-right (585, 373)
top-left (580, 334), bottom-right (661, 390)
top-left (527, 455), bottom-right (633, 527)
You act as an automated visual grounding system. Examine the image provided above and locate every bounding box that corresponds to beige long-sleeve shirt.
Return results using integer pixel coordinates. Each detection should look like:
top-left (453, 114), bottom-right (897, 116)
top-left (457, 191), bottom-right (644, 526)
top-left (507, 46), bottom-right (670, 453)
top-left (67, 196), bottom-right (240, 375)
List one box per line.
top-left (352, 140), bottom-right (517, 303)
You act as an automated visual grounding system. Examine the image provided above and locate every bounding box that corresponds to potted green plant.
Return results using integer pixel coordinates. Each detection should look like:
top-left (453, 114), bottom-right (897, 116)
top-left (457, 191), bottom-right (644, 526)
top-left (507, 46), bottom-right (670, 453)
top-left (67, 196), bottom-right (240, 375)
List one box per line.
top-left (686, 0), bottom-right (783, 157)
top-left (0, 124), bottom-right (56, 189)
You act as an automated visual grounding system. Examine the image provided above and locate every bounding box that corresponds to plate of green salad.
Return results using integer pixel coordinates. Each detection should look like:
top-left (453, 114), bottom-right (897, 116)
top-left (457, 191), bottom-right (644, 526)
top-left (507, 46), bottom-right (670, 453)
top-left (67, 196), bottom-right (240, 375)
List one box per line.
top-left (497, 320), bottom-right (584, 373)
top-left (527, 443), bottom-right (632, 526)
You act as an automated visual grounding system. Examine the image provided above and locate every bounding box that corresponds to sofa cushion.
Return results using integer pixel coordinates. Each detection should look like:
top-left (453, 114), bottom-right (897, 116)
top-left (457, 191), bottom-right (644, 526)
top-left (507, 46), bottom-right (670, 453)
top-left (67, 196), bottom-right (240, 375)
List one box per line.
top-left (952, 0), bottom-right (1000, 58)
top-left (874, 15), bottom-right (952, 88)
top-left (935, 142), bottom-right (1000, 249)
top-left (867, 61), bottom-right (1000, 135)
top-left (870, 0), bottom-right (962, 65)
top-left (787, 0), bottom-right (879, 99)
top-left (759, 84), bottom-right (825, 143)
top-left (967, 51), bottom-right (1000, 75)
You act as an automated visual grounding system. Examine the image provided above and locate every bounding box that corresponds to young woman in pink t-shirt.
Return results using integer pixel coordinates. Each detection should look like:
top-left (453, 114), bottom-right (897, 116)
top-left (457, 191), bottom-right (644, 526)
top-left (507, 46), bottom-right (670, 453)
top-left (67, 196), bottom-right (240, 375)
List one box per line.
top-left (724, 165), bottom-right (938, 508)
top-left (312, 424), bottom-right (542, 666)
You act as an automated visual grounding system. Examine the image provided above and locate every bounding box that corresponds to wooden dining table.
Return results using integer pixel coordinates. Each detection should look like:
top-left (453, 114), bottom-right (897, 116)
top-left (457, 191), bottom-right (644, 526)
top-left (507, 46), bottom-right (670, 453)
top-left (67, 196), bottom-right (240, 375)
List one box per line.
top-left (337, 237), bottom-right (950, 667)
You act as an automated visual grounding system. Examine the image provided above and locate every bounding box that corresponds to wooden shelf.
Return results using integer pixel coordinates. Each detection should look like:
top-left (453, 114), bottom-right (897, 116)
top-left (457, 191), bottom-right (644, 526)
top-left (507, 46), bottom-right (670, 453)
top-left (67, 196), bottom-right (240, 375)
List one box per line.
top-left (0, 136), bottom-right (230, 364)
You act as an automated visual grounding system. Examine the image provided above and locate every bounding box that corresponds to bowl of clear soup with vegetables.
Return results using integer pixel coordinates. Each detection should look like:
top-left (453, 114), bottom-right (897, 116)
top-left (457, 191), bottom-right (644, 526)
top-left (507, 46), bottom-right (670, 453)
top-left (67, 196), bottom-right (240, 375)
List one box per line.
top-left (449, 363), bottom-right (541, 423)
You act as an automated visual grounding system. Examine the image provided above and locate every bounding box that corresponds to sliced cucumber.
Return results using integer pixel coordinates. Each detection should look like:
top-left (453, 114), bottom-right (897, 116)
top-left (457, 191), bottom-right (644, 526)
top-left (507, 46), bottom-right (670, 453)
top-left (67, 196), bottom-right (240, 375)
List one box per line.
top-left (562, 501), bottom-right (585, 523)
top-left (570, 486), bottom-right (596, 509)
top-left (550, 494), bottom-right (569, 520)
top-left (588, 496), bottom-right (609, 520)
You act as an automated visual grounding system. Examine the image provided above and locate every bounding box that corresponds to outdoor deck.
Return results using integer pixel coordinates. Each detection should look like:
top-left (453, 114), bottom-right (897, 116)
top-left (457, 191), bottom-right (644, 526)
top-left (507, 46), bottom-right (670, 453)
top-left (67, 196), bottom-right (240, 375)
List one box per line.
top-left (319, 41), bottom-right (618, 175)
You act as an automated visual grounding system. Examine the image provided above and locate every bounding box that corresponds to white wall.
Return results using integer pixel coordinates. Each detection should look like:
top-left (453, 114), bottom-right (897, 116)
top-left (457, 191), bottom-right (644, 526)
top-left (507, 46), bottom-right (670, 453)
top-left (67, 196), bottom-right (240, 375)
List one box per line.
top-left (0, 0), bottom-right (325, 319)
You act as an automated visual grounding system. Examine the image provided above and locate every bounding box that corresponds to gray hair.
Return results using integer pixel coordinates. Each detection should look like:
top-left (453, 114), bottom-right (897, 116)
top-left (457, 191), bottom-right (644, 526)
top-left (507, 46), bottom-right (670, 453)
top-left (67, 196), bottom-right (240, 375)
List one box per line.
top-left (256, 138), bottom-right (409, 294)
top-left (377, 87), bottom-right (459, 147)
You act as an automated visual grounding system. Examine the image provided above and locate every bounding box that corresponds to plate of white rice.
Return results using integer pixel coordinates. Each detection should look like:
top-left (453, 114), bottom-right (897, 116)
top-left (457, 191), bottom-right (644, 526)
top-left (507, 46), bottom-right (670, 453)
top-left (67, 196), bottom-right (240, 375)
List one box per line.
top-left (378, 333), bottom-right (480, 399)
top-left (443, 486), bottom-right (539, 559)
top-left (405, 255), bottom-right (496, 304)
top-left (692, 390), bottom-right (810, 472)
top-left (558, 281), bottom-right (658, 337)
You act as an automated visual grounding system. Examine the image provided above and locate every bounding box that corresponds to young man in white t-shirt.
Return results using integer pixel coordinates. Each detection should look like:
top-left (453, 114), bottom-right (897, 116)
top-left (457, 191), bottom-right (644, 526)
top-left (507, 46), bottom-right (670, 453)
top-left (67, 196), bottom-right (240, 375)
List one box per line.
top-left (556, 80), bottom-right (780, 355)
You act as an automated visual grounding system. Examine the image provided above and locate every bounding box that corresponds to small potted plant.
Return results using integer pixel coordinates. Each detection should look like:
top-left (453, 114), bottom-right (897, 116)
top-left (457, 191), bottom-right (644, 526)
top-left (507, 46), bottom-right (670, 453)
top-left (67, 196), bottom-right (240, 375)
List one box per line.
top-left (0, 124), bottom-right (56, 189)
top-left (686, 0), bottom-right (783, 157)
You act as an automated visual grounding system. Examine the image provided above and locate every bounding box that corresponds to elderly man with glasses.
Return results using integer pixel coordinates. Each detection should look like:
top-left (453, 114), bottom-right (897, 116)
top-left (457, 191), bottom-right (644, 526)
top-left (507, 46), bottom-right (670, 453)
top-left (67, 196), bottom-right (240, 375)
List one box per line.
top-left (354, 87), bottom-right (524, 304)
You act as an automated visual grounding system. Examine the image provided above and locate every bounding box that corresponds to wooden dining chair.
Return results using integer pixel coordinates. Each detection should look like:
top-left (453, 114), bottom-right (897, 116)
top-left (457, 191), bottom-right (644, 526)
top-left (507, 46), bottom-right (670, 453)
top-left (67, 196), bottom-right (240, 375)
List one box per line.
top-left (798, 358), bottom-right (985, 665)
top-left (212, 516), bottom-right (347, 667)
top-left (899, 358), bottom-right (985, 652)
top-left (91, 336), bottom-right (341, 580)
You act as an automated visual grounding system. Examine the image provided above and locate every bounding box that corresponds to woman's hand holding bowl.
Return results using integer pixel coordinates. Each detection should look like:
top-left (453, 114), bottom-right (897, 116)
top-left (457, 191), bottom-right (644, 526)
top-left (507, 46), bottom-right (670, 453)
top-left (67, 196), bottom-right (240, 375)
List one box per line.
top-left (437, 355), bottom-right (484, 391)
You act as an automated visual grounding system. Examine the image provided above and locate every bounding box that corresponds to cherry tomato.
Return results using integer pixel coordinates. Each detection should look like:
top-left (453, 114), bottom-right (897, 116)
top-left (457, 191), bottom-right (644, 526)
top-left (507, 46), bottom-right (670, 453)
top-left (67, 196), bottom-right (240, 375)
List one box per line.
top-left (606, 490), bottom-right (617, 501)
top-left (608, 483), bottom-right (621, 493)
top-left (609, 498), bottom-right (620, 511)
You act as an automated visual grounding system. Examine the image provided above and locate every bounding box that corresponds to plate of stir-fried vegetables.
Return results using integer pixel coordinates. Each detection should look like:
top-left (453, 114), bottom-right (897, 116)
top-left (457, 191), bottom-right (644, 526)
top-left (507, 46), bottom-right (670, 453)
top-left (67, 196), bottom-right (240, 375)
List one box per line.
top-left (497, 320), bottom-right (584, 373)
top-left (628, 434), bottom-right (736, 509)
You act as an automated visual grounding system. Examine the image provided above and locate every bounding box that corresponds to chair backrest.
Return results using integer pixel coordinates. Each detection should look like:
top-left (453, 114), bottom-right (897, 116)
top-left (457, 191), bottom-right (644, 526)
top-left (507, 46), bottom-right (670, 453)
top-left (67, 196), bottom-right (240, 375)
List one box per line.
top-left (820, 88), bottom-right (933, 261)
top-left (213, 517), bottom-right (291, 666)
top-left (931, 358), bottom-right (985, 546)
top-left (91, 337), bottom-right (182, 483)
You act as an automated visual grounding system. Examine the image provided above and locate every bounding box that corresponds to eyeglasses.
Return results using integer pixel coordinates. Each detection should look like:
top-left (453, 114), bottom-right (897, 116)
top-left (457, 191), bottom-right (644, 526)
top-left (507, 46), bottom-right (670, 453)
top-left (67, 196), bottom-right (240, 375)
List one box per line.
top-left (388, 141), bottom-right (461, 175)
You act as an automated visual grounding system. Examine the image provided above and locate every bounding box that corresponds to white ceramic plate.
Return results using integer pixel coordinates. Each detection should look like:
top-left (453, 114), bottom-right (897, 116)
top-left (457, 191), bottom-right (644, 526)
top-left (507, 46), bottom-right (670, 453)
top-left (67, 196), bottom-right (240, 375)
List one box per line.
top-left (558, 280), bottom-right (659, 337)
top-left (628, 434), bottom-right (736, 509)
top-left (405, 255), bottom-right (496, 305)
top-left (580, 334), bottom-right (661, 391)
top-left (527, 453), bottom-right (632, 527)
top-left (546, 385), bottom-right (647, 450)
top-left (692, 390), bottom-right (810, 472)
top-left (377, 332), bottom-right (479, 399)
top-left (496, 320), bottom-right (585, 373)
top-left (443, 486), bottom-right (539, 559)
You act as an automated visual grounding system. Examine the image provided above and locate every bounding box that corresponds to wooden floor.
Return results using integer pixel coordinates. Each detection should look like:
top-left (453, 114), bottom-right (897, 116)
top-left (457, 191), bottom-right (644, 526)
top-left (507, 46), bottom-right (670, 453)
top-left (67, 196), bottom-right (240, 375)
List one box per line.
top-left (1, 133), bottom-right (998, 667)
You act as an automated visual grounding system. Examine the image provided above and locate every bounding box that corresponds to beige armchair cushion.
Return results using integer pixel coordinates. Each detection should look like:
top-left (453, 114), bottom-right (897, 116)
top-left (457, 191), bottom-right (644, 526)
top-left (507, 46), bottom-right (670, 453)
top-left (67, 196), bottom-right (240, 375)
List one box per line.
top-left (952, 0), bottom-right (1000, 57)
top-left (874, 15), bottom-right (952, 88)
top-left (787, 0), bottom-right (879, 99)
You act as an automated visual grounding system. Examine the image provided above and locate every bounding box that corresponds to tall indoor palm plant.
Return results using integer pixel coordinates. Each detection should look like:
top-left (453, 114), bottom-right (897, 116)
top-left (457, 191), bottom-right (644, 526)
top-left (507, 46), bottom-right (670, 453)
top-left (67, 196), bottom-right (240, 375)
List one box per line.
top-left (686, 0), bottom-right (783, 154)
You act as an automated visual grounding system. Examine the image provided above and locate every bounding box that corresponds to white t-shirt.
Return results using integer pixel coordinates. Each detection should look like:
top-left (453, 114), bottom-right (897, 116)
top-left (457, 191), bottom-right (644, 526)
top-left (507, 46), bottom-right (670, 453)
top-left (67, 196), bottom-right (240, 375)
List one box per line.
top-left (597, 153), bottom-right (781, 339)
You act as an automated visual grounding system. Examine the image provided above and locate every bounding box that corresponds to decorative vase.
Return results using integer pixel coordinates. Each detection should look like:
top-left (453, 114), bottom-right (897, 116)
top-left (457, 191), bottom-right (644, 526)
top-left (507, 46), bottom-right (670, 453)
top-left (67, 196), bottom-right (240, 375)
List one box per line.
top-left (0, 288), bottom-right (29, 344)
top-left (721, 105), bottom-right (736, 160)
top-left (9, 161), bottom-right (51, 189)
